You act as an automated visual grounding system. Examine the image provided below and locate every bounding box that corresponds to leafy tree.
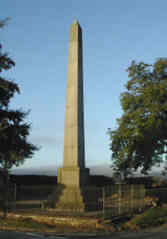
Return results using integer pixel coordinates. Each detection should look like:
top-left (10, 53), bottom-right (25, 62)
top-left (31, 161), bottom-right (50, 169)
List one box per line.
top-left (108, 58), bottom-right (167, 178)
top-left (0, 20), bottom-right (38, 218)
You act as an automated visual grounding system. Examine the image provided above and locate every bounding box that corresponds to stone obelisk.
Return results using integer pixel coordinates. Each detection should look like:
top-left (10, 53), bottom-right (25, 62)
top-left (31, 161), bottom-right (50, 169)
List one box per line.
top-left (55, 20), bottom-right (89, 210)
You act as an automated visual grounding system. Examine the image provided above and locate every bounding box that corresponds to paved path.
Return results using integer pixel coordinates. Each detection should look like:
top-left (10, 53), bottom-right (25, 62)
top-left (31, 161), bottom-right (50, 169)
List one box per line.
top-left (0, 231), bottom-right (66, 238)
top-left (1, 228), bottom-right (167, 239)
top-left (0, 231), bottom-right (44, 239)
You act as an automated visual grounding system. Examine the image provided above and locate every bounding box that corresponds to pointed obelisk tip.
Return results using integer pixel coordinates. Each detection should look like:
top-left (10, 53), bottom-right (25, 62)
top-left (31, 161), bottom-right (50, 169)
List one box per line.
top-left (72, 19), bottom-right (80, 26)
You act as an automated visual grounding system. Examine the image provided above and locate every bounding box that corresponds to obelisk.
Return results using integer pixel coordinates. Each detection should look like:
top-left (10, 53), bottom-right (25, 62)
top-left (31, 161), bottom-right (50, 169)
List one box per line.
top-left (55, 20), bottom-right (89, 210)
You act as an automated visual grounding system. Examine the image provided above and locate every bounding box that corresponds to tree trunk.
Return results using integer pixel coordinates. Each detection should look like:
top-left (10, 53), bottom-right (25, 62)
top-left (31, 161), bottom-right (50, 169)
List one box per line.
top-left (2, 166), bottom-right (8, 219)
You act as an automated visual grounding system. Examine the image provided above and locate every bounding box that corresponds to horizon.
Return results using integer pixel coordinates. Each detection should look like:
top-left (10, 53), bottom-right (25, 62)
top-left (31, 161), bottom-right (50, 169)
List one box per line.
top-left (10, 163), bottom-right (166, 179)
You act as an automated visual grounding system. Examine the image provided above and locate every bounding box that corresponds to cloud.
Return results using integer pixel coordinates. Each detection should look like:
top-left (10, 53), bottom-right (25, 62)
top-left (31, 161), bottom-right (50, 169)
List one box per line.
top-left (11, 163), bottom-right (167, 179)
top-left (11, 164), bottom-right (112, 176)
top-left (11, 165), bottom-right (58, 176)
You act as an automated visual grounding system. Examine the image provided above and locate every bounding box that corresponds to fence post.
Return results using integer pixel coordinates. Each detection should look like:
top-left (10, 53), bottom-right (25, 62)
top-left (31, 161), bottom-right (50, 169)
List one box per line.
top-left (118, 184), bottom-right (121, 215)
top-left (14, 183), bottom-right (17, 210)
top-left (131, 185), bottom-right (134, 214)
top-left (141, 185), bottom-right (146, 211)
top-left (102, 187), bottom-right (105, 219)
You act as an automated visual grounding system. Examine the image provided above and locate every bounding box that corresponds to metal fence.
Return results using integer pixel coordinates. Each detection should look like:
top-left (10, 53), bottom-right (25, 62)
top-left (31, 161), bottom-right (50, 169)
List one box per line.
top-left (1, 184), bottom-right (167, 219)
top-left (102, 184), bottom-right (145, 218)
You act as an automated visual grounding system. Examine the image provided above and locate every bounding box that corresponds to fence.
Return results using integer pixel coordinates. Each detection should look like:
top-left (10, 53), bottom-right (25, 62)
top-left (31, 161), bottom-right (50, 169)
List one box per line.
top-left (102, 184), bottom-right (145, 218)
top-left (146, 187), bottom-right (167, 206)
top-left (1, 184), bottom-right (167, 219)
top-left (1, 184), bottom-right (54, 210)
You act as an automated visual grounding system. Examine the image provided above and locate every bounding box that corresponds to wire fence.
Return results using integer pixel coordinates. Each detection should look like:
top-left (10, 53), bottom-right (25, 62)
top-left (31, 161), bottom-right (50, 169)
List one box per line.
top-left (1, 184), bottom-right (167, 219)
top-left (102, 184), bottom-right (145, 218)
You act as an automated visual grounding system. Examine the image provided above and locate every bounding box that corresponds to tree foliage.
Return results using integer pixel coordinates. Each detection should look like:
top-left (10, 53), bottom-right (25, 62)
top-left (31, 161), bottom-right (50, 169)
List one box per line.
top-left (108, 58), bottom-right (167, 178)
top-left (0, 19), bottom-right (38, 217)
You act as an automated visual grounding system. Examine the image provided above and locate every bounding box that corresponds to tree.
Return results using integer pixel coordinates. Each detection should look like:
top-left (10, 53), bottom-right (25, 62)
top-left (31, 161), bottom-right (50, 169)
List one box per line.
top-left (0, 20), bottom-right (38, 218)
top-left (108, 58), bottom-right (167, 178)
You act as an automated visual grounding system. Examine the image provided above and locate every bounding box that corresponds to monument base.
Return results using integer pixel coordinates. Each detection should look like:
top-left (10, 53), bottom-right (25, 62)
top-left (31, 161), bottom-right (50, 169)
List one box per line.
top-left (47, 185), bottom-right (102, 212)
top-left (48, 167), bottom-right (89, 211)
top-left (53, 186), bottom-right (85, 211)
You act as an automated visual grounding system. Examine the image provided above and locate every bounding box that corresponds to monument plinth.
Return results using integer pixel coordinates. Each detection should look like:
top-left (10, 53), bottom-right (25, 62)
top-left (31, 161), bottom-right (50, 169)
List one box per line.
top-left (52, 21), bottom-right (90, 211)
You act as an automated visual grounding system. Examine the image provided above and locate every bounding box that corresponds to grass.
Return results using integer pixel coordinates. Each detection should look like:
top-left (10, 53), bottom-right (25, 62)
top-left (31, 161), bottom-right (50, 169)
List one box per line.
top-left (0, 217), bottom-right (55, 232)
top-left (1, 206), bottom-right (167, 233)
top-left (0, 214), bottom-right (103, 233)
top-left (123, 206), bottom-right (167, 230)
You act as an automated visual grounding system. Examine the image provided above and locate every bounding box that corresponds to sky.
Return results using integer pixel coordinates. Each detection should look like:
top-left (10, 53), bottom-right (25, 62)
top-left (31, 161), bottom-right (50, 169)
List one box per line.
top-left (1, 0), bottom-right (167, 175)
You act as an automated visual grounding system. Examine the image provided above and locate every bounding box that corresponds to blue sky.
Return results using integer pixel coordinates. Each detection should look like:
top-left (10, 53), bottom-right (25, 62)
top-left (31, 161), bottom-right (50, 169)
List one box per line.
top-left (1, 0), bottom-right (167, 174)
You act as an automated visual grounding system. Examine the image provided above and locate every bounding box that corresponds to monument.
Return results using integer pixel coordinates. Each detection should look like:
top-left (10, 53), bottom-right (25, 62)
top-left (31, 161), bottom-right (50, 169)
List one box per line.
top-left (52, 20), bottom-right (90, 211)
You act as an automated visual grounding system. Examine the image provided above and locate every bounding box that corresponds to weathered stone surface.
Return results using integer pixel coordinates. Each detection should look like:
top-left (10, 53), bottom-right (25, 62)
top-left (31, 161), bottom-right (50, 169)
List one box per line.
top-left (48, 184), bottom-right (101, 211)
top-left (63, 20), bottom-right (85, 170)
top-left (52, 21), bottom-right (90, 211)
top-left (54, 186), bottom-right (85, 211)
top-left (57, 167), bottom-right (89, 187)
top-left (57, 20), bottom-right (89, 188)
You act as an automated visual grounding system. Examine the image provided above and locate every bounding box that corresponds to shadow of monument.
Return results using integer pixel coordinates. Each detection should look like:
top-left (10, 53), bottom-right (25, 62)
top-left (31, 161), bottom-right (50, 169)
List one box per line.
top-left (44, 184), bottom-right (65, 209)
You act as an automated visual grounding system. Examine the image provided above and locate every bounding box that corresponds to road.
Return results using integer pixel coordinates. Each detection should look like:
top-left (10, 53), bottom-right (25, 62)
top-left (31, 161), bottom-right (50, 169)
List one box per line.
top-left (1, 229), bottom-right (167, 239)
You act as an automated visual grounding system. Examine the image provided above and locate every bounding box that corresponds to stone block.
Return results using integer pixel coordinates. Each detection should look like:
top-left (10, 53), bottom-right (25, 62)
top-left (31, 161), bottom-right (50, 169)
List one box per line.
top-left (57, 167), bottom-right (89, 187)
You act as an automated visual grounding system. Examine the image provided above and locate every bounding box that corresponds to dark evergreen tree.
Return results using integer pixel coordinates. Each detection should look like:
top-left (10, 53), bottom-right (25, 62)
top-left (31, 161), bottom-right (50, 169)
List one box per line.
top-left (0, 19), bottom-right (38, 218)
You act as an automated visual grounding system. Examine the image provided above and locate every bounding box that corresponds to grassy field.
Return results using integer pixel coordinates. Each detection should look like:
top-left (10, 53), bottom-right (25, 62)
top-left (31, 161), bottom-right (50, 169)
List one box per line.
top-left (0, 205), bottom-right (167, 234)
